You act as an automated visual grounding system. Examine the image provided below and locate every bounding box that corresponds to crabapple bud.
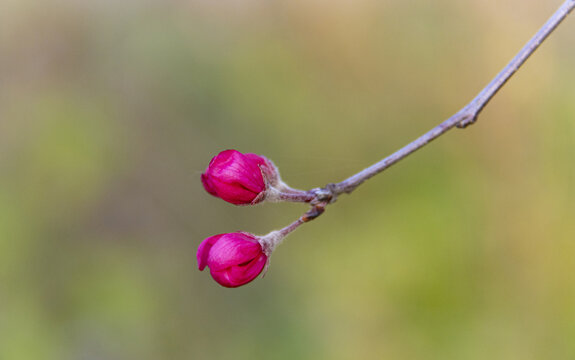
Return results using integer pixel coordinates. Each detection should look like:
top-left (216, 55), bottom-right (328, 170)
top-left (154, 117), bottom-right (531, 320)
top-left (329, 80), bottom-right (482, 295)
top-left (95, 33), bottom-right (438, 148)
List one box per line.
top-left (201, 149), bottom-right (279, 205)
top-left (197, 232), bottom-right (268, 288)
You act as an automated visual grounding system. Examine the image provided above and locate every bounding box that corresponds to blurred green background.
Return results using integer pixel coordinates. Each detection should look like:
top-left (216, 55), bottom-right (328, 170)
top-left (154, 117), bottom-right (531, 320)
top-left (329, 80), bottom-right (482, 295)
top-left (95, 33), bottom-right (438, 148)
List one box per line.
top-left (1, 0), bottom-right (574, 359)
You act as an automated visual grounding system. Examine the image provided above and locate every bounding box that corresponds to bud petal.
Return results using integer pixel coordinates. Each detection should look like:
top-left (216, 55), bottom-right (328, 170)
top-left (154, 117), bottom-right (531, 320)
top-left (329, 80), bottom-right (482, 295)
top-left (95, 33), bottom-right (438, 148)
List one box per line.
top-left (197, 232), bottom-right (268, 288)
top-left (201, 149), bottom-right (279, 205)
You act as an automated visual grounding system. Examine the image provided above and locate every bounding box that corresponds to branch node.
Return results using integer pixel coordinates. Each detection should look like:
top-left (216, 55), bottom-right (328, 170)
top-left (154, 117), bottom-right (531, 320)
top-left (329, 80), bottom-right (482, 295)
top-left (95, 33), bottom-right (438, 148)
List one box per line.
top-left (311, 183), bottom-right (338, 205)
top-left (301, 203), bottom-right (326, 222)
top-left (456, 114), bottom-right (478, 129)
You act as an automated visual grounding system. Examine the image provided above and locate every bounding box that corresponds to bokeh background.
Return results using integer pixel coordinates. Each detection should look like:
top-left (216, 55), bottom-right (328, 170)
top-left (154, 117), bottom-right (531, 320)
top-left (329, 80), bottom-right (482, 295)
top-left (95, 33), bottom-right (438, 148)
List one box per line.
top-left (1, 0), bottom-right (574, 359)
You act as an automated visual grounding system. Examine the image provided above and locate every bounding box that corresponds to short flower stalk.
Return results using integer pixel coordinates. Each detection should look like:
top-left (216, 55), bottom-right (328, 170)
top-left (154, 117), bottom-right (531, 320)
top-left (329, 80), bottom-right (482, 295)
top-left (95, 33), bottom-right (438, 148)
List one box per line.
top-left (259, 218), bottom-right (305, 256)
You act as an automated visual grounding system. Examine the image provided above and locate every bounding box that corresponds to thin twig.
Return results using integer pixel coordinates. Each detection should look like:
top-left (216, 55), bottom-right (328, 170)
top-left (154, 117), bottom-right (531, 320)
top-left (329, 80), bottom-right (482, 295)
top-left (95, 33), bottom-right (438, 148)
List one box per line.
top-left (324, 0), bottom-right (575, 196)
top-left (285, 0), bottom-right (575, 227)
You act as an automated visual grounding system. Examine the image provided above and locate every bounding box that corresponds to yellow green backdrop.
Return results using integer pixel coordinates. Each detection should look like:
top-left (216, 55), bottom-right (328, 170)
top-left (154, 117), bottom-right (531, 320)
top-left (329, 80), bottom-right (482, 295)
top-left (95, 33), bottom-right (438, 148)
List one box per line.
top-left (1, 0), bottom-right (574, 359)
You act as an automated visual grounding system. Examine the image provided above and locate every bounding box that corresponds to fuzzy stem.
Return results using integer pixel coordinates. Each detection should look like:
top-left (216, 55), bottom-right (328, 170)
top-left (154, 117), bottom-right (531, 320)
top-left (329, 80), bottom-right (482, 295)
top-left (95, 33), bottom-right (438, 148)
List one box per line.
top-left (278, 218), bottom-right (305, 237)
top-left (259, 218), bottom-right (305, 256)
top-left (266, 180), bottom-right (315, 203)
top-left (276, 191), bottom-right (315, 203)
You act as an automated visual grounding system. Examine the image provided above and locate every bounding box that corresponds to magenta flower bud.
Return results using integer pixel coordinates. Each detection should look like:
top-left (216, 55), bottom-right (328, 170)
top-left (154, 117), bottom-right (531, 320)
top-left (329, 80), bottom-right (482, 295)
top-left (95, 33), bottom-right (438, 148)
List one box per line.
top-left (201, 149), bottom-right (280, 205)
top-left (197, 232), bottom-right (269, 288)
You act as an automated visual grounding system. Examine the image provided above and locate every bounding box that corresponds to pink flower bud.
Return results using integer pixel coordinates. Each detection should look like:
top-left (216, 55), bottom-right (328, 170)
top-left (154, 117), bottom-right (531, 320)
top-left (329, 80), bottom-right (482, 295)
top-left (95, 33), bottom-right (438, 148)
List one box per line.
top-left (197, 232), bottom-right (268, 288)
top-left (201, 149), bottom-right (279, 205)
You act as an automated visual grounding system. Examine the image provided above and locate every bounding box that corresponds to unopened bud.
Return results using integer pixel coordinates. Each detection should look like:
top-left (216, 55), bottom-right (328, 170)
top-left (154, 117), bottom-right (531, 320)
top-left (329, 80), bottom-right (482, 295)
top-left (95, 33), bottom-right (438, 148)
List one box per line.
top-left (201, 149), bottom-right (280, 205)
top-left (197, 232), bottom-right (269, 287)
top-left (197, 227), bottom-right (293, 288)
